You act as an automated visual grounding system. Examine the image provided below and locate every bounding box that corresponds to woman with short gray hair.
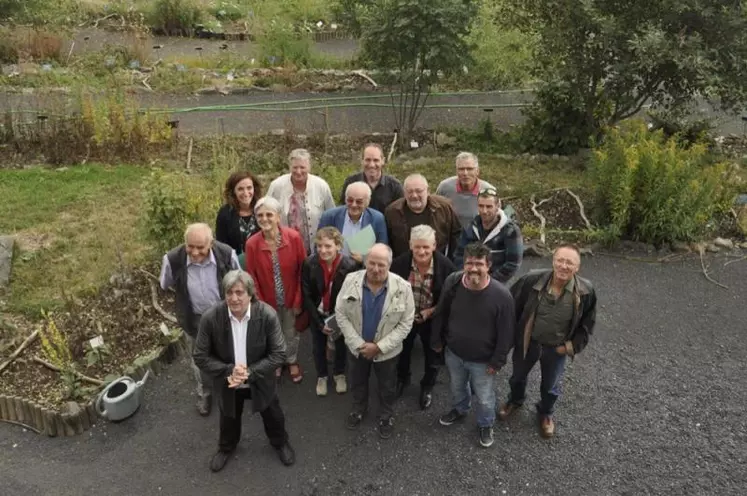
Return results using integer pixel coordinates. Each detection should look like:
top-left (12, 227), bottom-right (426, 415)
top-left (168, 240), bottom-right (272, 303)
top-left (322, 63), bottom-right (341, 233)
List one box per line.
top-left (390, 224), bottom-right (457, 410)
top-left (244, 196), bottom-right (308, 384)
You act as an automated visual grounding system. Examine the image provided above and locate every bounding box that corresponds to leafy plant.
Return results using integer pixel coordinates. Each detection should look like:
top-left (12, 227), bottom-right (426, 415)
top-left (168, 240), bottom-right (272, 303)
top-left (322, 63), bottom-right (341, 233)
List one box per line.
top-left (590, 120), bottom-right (739, 245)
top-left (257, 18), bottom-right (314, 67)
top-left (85, 343), bottom-right (112, 367)
top-left (39, 310), bottom-right (83, 400)
top-left (359, 0), bottom-right (477, 147)
top-left (149, 0), bottom-right (203, 36)
top-left (505, 0), bottom-right (747, 154)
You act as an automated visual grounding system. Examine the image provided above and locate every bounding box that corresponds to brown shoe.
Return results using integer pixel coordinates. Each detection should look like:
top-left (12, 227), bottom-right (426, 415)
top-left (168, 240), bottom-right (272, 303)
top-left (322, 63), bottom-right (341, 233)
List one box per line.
top-left (540, 416), bottom-right (555, 438)
top-left (497, 402), bottom-right (521, 421)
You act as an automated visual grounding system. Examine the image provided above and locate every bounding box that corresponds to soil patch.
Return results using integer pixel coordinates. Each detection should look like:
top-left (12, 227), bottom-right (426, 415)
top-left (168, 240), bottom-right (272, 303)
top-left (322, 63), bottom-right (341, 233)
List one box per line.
top-left (0, 265), bottom-right (176, 410)
top-left (510, 188), bottom-right (591, 234)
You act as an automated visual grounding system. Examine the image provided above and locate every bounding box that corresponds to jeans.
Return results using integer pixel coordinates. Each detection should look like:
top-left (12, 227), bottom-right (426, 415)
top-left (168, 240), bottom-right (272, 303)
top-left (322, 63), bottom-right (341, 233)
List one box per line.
top-left (218, 389), bottom-right (288, 452)
top-left (396, 321), bottom-right (438, 389)
top-left (444, 347), bottom-right (496, 428)
top-left (185, 314), bottom-right (212, 399)
top-left (349, 352), bottom-right (397, 420)
top-left (311, 323), bottom-right (346, 378)
top-left (508, 340), bottom-right (567, 416)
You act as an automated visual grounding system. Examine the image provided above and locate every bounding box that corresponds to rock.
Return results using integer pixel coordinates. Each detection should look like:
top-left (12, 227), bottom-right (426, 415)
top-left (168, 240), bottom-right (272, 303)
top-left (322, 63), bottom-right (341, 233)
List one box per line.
top-left (270, 83), bottom-right (289, 92)
top-left (194, 87), bottom-right (220, 96)
top-left (0, 236), bottom-right (15, 288)
top-left (671, 241), bottom-right (691, 253)
top-left (579, 246), bottom-right (594, 257)
top-left (523, 244), bottom-right (549, 257)
top-left (435, 132), bottom-right (457, 147)
top-left (741, 242), bottom-right (747, 249)
top-left (706, 244), bottom-right (720, 253)
top-left (618, 240), bottom-right (655, 253)
top-left (713, 237), bottom-right (734, 249)
top-left (65, 401), bottom-right (81, 416)
top-left (270, 129), bottom-right (286, 136)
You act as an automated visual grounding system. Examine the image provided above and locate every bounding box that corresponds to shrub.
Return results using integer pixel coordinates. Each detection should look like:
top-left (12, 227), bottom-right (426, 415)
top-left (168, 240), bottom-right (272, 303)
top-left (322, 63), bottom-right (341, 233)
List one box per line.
top-left (13, 28), bottom-right (65, 63)
top-left (149, 0), bottom-right (203, 36)
top-left (257, 18), bottom-right (313, 67)
top-left (590, 120), bottom-right (738, 245)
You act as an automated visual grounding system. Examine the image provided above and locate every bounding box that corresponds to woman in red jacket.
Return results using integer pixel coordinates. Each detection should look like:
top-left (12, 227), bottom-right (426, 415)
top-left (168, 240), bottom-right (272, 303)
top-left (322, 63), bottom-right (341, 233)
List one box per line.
top-left (245, 196), bottom-right (307, 383)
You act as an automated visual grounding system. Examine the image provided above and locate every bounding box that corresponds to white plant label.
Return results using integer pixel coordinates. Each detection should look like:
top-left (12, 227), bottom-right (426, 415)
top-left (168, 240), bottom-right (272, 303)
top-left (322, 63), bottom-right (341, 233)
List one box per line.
top-left (159, 323), bottom-right (171, 337)
top-left (89, 335), bottom-right (104, 349)
top-left (410, 140), bottom-right (419, 149)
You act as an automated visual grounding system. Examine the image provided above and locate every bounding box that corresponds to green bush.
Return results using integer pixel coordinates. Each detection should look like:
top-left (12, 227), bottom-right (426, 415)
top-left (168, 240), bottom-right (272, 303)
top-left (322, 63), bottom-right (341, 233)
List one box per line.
top-left (590, 120), bottom-right (738, 245)
top-left (149, 0), bottom-right (203, 36)
top-left (257, 19), bottom-right (313, 67)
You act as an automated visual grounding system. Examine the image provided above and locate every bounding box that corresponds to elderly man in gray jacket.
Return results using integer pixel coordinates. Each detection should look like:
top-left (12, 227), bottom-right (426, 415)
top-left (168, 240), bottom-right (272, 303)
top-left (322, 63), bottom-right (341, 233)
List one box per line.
top-left (194, 270), bottom-right (295, 472)
top-left (335, 243), bottom-right (415, 439)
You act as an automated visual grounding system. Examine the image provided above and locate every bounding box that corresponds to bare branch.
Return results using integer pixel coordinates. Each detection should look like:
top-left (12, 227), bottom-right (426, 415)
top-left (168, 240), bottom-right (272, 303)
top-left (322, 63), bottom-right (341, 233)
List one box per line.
top-left (565, 189), bottom-right (592, 229)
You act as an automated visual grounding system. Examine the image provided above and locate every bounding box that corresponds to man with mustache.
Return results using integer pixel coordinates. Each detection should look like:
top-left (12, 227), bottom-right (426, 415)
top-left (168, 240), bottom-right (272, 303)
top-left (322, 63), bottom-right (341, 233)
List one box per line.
top-left (431, 242), bottom-right (515, 448)
top-left (498, 244), bottom-right (597, 438)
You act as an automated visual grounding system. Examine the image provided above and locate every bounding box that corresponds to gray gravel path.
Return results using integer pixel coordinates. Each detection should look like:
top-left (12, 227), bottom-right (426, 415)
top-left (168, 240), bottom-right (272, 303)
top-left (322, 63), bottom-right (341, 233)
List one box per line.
top-left (1, 253), bottom-right (746, 495)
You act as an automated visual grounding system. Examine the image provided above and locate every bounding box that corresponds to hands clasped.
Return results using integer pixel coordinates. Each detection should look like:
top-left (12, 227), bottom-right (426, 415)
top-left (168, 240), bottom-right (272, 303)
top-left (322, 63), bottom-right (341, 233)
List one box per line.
top-left (228, 363), bottom-right (250, 388)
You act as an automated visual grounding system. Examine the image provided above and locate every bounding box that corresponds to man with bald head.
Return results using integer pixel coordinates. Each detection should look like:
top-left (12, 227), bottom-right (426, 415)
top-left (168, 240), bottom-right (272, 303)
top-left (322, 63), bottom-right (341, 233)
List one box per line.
top-left (318, 181), bottom-right (388, 262)
top-left (339, 143), bottom-right (404, 213)
top-left (384, 174), bottom-right (462, 259)
top-left (335, 243), bottom-right (415, 439)
top-left (160, 223), bottom-right (241, 416)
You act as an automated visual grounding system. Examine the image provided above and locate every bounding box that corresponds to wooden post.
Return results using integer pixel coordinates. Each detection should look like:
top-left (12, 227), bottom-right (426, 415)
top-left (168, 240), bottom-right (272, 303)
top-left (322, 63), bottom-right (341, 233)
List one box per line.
top-left (33, 404), bottom-right (44, 433)
top-left (86, 403), bottom-right (98, 426)
top-left (14, 396), bottom-right (24, 422)
top-left (79, 405), bottom-right (91, 431)
top-left (0, 395), bottom-right (7, 420)
top-left (72, 411), bottom-right (84, 435)
top-left (21, 400), bottom-right (32, 426)
top-left (55, 414), bottom-right (65, 437)
top-left (43, 409), bottom-right (57, 437)
top-left (61, 413), bottom-right (76, 436)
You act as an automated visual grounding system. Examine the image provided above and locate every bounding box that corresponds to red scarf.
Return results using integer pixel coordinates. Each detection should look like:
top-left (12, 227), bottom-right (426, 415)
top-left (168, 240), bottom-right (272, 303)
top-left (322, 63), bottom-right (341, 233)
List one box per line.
top-left (321, 254), bottom-right (342, 312)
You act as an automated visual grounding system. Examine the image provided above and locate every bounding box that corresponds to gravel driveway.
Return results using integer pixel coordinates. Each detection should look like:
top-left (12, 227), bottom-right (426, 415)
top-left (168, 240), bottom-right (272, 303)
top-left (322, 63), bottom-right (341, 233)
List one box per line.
top-left (1, 252), bottom-right (745, 495)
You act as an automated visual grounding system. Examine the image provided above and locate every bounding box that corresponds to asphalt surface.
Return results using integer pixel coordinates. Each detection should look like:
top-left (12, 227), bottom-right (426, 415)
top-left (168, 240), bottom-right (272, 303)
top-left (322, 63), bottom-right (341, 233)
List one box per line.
top-left (2, 252), bottom-right (746, 495)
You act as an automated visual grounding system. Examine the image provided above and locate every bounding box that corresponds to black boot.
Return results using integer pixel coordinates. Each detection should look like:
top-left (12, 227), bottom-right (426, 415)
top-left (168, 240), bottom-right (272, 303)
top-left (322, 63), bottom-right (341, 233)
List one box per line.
top-left (419, 387), bottom-right (433, 410)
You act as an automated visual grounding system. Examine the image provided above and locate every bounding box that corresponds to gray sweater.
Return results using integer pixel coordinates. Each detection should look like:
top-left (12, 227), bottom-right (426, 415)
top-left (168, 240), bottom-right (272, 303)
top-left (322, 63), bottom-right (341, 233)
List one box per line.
top-left (435, 177), bottom-right (495, 229)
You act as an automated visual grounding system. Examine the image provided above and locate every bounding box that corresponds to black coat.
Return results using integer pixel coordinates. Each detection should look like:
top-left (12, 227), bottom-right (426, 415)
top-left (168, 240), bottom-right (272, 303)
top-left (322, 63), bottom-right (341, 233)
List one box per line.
top-left (390, 250), bottom-right (457, 312)
top-left (215, 204), bottom-right (259, 254)
top-left (193, 300), bottom-right (286, 416)
top-left (301, 254), bottom-right (361, 331)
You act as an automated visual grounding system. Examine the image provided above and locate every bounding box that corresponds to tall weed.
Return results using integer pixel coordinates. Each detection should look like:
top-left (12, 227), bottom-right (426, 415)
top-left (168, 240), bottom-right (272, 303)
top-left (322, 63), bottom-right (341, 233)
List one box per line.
top-left (590, 120), bottom-right (738, 245)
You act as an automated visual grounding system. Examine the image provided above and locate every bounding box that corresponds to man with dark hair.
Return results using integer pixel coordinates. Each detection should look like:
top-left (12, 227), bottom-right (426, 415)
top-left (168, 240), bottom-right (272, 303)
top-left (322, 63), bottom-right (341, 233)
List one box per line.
top-left (194, 270), bottom-right (295, 472)
top-left (339, 143), bottom-right (404, 213)
top-left (160, 223), bottom-right (240, 416)
top-left (431, 242), bottom-right (515, 448)
top-left (454, 186), bottom-right (523, 283)
top-left (498, 244), bottom-right (597, 438)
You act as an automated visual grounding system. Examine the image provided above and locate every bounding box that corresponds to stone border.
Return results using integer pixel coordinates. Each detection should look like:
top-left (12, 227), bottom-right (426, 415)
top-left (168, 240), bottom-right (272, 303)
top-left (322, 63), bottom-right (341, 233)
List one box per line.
top-left (0, 334), bottom-right (187, 437)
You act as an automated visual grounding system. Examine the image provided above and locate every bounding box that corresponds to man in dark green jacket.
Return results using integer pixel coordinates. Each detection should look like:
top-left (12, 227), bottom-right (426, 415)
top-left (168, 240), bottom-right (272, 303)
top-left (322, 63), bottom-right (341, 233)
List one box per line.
top-left (498, 244), bottom-right (597, 438)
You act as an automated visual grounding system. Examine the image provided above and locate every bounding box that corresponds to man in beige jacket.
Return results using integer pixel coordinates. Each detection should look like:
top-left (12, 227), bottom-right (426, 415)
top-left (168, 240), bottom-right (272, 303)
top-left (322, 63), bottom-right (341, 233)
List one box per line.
top-left (335, 243), bottom-right (415, 439)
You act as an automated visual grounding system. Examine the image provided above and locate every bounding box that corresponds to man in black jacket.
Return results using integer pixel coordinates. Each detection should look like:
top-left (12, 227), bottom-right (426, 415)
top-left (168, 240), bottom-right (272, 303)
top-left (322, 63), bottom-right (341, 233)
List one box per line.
top-left (160, 223), bottom-right (240, 416)
top-left (390, 225), bottom-right (456, 410)
top-left (194, 270), bottom-right (295, 472)
top-left (431, 243), bottom-right (515, 448)
top-left (498, 244), bottom-right (597, 438)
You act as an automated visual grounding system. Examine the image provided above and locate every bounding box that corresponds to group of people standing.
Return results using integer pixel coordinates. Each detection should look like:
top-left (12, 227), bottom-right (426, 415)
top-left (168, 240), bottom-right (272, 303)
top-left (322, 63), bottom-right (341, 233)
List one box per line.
top-left (159, 144), bottom-right (597, 472)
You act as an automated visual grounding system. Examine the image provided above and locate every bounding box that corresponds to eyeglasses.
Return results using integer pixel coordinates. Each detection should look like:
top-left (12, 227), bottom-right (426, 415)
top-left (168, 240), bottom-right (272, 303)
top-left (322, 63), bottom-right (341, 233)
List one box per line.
top-left (479, 188), bottom-right (498, 198)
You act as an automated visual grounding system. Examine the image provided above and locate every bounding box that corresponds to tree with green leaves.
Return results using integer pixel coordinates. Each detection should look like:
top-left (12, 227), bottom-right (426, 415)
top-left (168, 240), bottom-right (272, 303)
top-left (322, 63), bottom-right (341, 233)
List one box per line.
top-left (359, 0), bottom-right (477, 147)
top-left (504, 0), bottom-right (747, 153)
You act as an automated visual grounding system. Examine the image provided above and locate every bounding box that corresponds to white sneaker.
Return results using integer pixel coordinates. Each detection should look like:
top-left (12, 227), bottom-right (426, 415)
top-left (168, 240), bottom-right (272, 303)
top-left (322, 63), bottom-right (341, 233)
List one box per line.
top-left (316, 377), bottom-right (328, 397)
top-left (334, 374), bottom-right (347, 394)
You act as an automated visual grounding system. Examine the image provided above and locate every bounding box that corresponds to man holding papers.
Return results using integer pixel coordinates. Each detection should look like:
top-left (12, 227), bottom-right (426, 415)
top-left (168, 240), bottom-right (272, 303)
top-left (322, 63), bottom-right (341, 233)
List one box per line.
top-left (317, 181), bottom-right (388, 261)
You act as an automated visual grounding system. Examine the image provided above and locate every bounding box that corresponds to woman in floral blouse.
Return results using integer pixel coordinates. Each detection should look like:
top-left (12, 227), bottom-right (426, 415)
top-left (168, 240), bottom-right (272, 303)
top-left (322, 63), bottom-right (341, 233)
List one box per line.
top-left (245, 196), bottom-right (307, 383)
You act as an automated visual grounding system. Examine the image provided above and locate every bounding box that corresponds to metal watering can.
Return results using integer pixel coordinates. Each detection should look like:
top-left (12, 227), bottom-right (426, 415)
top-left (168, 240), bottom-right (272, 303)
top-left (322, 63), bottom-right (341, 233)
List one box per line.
top-left (96, 370), bottom-right (150, 422)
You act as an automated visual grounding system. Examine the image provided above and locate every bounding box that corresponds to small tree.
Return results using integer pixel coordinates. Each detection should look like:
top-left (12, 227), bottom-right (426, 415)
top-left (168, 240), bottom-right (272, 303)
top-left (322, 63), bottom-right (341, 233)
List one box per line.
top-left (505, 0), bottom-right (747, 153)
top-left (359, 0), bottom-right (477, 147)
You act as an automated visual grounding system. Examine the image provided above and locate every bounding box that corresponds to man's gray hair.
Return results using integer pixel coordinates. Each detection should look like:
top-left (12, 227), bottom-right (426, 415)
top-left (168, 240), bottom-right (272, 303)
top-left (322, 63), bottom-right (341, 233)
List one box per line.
top-left (184, 222), bottom-right (213, 244)
top-left (254, 196), bottom-right (283, 215)
top-left (222, 270), bottom-right (257, 300)
top-left (288, 148), bottom-right (311, 166)
top-left (404, 173), bottom-right (429, 190)
top-left (345, 181), bottom-right (372, 201)
top-left (456, 151), bottom-right (478, 169)
top-left (410, 225), bottom-right (436, 244)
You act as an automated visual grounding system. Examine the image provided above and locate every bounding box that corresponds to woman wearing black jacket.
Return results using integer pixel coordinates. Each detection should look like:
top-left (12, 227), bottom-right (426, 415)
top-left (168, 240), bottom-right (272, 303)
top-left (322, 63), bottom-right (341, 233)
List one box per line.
top-left (301, 227), bottom-right (361, 397)
top-left (390, 224), bottom-right (457, 410)
top-left (215, 171), bottom-right (263, 268)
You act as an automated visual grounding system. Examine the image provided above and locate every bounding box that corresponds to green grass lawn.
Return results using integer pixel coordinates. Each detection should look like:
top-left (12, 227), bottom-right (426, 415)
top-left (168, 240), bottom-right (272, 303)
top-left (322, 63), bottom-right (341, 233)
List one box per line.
top-left (0, 165), bottom-right (149, 314)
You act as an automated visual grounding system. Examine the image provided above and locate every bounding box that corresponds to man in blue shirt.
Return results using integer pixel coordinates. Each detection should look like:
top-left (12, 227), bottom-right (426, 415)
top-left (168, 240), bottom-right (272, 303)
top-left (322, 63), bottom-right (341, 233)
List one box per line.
top-left (335, 244), bottom-right (415, 439)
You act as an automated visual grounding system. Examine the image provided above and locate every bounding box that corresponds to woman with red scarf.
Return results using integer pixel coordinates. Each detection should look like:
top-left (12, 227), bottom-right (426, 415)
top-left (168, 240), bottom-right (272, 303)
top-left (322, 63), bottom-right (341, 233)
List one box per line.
top-left (301, 227), bottom-right (361, 397)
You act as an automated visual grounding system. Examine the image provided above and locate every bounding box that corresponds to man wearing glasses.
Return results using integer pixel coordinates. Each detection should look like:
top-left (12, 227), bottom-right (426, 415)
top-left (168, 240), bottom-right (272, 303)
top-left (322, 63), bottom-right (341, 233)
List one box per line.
top-left (498, 244), bottom-right (597, 438)
top-left (318, 181), bottom-right (388, 262)
top-left (453, 187), bottom-right (523, 284)
top-left (436, 152), bottom-right (495, 229)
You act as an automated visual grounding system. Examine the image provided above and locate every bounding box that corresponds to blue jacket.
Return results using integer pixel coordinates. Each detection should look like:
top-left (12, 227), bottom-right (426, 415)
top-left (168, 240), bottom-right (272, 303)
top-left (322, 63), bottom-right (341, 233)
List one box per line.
top-left (453, 211), bottom-right (523, 283)
top-left (317, 206), bottom-right (388, 246)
